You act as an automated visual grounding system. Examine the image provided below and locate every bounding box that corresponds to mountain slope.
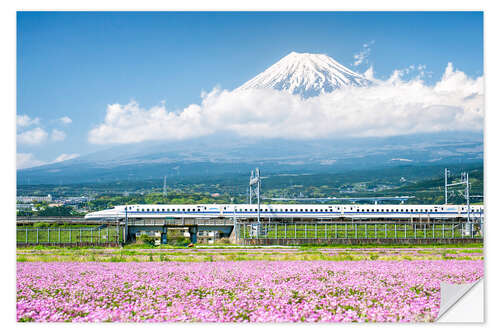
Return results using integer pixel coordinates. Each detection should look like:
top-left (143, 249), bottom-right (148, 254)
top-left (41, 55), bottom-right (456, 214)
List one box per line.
top-left (236, 52), bottom-right (371, 98)
top-left (17, 132), bottom-right (483, 184)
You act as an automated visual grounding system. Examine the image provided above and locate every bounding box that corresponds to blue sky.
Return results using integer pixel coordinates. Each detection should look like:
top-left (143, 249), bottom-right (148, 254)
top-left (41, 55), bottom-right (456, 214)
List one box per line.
top-left (17, 11), bottom-right (483, 168)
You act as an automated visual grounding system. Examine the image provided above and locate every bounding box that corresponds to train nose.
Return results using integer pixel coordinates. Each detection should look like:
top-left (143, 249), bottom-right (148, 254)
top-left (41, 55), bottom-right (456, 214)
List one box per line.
top-left (85, 212), bottom-right (99, 220)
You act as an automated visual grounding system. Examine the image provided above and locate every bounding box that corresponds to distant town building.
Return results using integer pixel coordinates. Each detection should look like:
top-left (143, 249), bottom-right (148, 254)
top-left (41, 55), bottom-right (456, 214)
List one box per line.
top-left (17, 194), bottom-right (52, 203)
top-left (58, 196), bottom-right (90, 205)
top-left (16, 203), bottom-right (34, 211)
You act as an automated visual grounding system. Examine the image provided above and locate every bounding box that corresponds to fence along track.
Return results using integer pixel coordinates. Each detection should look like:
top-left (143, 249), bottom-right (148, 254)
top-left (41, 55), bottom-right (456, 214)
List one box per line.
top-left (236, 221), bottom-right (483, 245)
top-left (16, 226), bottom-right (123, 246)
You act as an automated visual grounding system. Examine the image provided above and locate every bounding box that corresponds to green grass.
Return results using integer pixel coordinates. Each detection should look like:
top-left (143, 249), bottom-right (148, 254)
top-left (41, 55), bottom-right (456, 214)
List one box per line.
top-left (297, 243), bottom-right (483, 249)
top-left (16, 245), bottom-right (484, 263)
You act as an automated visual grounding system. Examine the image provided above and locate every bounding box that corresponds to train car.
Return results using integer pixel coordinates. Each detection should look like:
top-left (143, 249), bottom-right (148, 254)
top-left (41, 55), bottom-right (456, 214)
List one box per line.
top-left (85, 204), bottom-right (484, 221)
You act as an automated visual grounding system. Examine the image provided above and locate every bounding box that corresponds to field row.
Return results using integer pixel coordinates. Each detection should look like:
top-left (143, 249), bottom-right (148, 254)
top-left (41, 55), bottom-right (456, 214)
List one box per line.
top-left (17, 247), bottom-right (483, 262)
top-left (17, 260), bottom-right (484, 322)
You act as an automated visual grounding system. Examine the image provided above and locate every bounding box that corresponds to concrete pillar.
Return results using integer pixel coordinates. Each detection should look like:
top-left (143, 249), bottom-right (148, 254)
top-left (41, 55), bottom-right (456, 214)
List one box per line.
top-left (189, 226), bottom-right (198, 244)
top-left (161, 232), bottom-right (168, 245)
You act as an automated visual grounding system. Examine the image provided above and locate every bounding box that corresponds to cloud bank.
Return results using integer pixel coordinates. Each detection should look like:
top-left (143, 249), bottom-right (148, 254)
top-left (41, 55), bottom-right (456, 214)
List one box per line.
top-left (17, 153), bottom-right (46, 169)
top-left (17, 153), bottom-right (80, 170)
top-left (88, 63), bottom-right (483, 144)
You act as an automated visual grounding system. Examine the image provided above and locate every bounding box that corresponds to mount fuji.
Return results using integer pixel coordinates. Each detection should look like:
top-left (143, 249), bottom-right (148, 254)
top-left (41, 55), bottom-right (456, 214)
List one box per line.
top-left (236, 52), bottom-right (371, 98)
top-left (17, 52), bottom-right (482, 184)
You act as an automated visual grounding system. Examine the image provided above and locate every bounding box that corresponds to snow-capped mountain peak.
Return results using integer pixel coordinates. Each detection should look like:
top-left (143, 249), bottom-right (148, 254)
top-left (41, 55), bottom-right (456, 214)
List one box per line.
top-left (236, 51), bottom-right (371, 98)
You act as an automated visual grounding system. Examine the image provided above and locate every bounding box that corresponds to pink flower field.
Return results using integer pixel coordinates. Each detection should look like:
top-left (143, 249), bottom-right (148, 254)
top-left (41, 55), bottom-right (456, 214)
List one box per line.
top-left (17, 260), bottom-right (483, 322)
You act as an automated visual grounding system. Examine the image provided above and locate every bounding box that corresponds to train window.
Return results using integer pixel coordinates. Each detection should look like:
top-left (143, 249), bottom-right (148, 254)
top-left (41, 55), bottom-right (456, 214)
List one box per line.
top-left (300, 209), bottom-right (303, 212)
top-left (244, 209), bottom-right (247, 212)
top-left (435, 209), bottom-right (438, 212)
top-left (361, 209), bottom-right (364, 212)
top-left (357, 209), bottom-right (360, 212)
top-left (182, 209), bottom-right (185, 212)
top-left (305, 209), bottom-right (308, 212)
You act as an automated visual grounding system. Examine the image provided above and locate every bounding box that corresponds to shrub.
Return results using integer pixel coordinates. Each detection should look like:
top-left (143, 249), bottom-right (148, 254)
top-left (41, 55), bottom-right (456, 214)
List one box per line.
top-left (136, 234), bottom-right (156, 246)
top-left (33, 222), bottom-right (51, 228)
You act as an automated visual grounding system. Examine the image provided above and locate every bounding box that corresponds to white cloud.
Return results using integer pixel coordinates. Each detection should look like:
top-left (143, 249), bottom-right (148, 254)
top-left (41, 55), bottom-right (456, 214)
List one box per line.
top-left (53, 153), bottom-right (79, 163)
top-left (353, 40), bottom-right (375, 67)
top-left (17, 153), bottom-right (46, 169)
top-left (51, 129), bottom-right (66, 142)
top-left (17, 115), bottom-right (40, 127)
top-left (89, 102), bottom-right (209, 144)
top-left (88, 62), bottom-right (484, 144)
top-left (17, 152), bottom-right (80, 169)
top-left (363, 66), bottom-right (375, 81)
top-left (17, 127), bottom-right (48, 145)
top-left (59, 116), bottom-right (72, 124)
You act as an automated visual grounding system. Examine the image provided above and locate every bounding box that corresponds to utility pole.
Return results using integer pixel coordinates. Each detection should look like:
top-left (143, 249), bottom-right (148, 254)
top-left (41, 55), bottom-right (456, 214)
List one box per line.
top-left (465, 172), bottom-right (471, 235)
top-left (249, 168), bottom-right (262, 236)
top-left (445, 169), bottom-right (472, 236)
top-left (125, 206), bottom-right (128, 243)
top-left (444, 168), bottom-right (450, 204)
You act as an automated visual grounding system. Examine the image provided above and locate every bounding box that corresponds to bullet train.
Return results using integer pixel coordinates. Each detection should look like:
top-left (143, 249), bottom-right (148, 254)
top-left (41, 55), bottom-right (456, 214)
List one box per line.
top-left (85, 204), bottom-right (484, 221)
